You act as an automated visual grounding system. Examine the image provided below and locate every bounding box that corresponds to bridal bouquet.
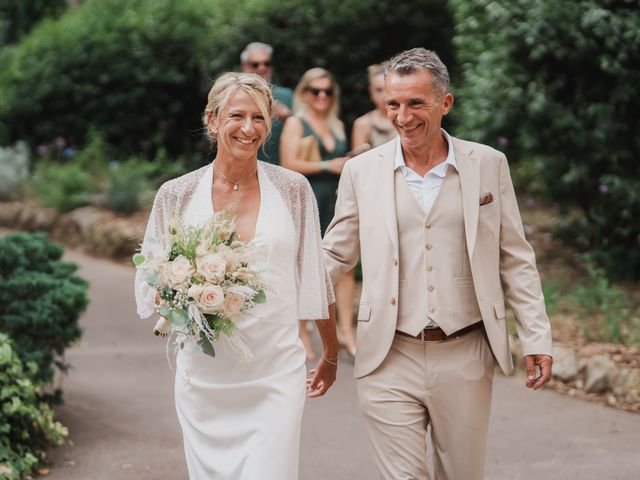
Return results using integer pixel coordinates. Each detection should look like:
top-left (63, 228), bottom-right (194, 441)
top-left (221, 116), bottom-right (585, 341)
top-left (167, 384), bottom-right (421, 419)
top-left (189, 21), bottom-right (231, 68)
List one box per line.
top-left (133, 212), bottom-right (266, 360)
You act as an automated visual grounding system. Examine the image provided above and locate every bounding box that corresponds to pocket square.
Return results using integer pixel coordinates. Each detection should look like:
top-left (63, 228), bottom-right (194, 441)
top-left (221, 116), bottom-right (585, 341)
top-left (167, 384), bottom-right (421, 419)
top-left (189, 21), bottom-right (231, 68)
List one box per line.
top-left (479, 192), bottom-right (494, 206)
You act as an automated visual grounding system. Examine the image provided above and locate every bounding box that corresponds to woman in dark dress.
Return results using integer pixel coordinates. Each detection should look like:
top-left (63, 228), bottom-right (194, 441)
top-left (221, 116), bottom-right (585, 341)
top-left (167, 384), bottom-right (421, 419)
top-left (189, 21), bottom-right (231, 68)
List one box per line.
top-left (280, 68), bottom-right (357, 360)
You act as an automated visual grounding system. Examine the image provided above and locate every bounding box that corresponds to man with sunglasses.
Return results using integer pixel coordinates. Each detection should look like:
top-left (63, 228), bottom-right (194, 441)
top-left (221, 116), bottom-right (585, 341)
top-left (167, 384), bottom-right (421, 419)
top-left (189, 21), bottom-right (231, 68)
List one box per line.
top-left (323, 48), bottom-right (553, 479)
top-left (240, 42), bottom-right (293, 165)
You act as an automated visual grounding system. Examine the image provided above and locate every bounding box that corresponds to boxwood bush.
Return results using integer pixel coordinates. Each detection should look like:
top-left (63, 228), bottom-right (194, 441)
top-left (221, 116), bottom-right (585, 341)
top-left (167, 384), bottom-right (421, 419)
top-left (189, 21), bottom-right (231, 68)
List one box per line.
top-left (0, 232), bottom-right (88, 388)
top-left (0, 333), bottom-right (68, 480)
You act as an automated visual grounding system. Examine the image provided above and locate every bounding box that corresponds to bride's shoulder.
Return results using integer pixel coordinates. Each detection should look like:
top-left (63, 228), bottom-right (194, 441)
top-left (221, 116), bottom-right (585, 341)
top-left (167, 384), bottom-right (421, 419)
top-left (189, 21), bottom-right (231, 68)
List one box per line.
top-left (260, 161), bottom-right (311, 196)
top-left (156, 164), bottom-right (209, 200)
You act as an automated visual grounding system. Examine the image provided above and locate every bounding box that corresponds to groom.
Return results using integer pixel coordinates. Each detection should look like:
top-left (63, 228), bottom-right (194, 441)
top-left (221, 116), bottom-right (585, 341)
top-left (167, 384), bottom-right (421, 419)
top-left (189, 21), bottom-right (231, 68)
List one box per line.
top-left (322, 48), bottom-right (553, 479)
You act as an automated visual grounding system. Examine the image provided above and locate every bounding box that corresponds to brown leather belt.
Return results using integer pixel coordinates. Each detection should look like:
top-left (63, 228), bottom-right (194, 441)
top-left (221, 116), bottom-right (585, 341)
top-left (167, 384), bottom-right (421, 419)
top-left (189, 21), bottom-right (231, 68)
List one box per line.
top-left (396, 322), bottom-right (482, 342)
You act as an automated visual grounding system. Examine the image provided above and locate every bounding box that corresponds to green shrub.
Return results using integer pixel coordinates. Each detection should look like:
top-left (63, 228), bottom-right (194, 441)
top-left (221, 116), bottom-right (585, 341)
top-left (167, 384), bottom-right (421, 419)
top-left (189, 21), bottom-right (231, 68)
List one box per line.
top-left (570, 257), bottom-right (639, 345)
top-left (34, 161), bottom-right (96, 212)
top-left (0, 333), bottom-right (67, 478)
top-left (0, 0), bottom-right (455, 154)
top-left (106, 158), bottom-right (156, 214)
top-left (0, 141), bottom-right (29, 200)
top-left (452, 0), bottom-right (640, 279)
top-left (0, 333), bottom-right (68, 480)
top-left (0, 232), bottom-right (88, 388)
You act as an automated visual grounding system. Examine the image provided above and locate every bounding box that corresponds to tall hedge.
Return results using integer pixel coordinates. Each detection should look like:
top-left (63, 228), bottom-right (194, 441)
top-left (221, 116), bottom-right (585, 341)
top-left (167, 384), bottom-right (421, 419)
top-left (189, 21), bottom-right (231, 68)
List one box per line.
top-left (0, 232), bottom-right (88, 387)
top-left (0, 0), bottom-right (455, 156)
top-left (0, 0), bottom-right (222, 155)
top-left (452, 0), bottom-right (640, 279)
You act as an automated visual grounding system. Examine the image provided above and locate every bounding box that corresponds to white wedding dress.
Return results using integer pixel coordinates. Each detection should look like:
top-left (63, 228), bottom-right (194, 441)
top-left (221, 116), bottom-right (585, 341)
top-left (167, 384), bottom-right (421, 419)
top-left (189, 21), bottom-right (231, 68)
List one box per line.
top-left (135, 162), bottom-right (333, 480)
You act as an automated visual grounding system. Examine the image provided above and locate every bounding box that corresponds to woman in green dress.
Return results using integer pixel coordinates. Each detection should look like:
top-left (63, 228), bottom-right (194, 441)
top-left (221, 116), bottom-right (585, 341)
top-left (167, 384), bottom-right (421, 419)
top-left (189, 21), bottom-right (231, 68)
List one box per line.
top-left (281, 68), bottom-right (357, 360)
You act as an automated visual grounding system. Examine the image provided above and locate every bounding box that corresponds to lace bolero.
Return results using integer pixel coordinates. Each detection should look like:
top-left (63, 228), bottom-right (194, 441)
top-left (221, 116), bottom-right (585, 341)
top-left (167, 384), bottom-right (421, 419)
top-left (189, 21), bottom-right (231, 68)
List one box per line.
top-left (134, 161), bottom-right (335, 321)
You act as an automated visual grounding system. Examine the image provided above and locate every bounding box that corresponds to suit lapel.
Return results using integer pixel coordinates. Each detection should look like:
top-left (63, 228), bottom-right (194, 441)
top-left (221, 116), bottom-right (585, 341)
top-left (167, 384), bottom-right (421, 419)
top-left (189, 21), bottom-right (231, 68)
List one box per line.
top-left (379, 141), bottom-right (399, 252)
top-left (454, 138), bottom-right (480, 261)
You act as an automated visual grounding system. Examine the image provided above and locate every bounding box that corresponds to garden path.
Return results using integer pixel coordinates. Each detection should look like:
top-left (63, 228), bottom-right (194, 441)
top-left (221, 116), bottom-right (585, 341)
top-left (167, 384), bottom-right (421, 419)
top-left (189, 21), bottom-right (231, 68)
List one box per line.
top-left (44, 248), bottom-right (640, 480)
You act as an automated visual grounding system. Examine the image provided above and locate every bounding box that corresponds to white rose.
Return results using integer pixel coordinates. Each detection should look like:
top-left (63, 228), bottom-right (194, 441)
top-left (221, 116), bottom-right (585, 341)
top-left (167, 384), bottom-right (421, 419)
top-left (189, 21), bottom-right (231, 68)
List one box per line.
top-left (225, 285), bottom-right (257, 316)
top-left (217, 244), bottom-right (241, 272)
top-left (189, 284), bottom-right (224, 314)
top-left (223, 291), bottom-right (246, 317)
top-left (164, 255), bottom-right (194, 289)
top-left (195, 243), bottom-right (210, 258)
top-left (234, 266), bottom-right (255, 283)
top-left (196, 253), bottom-right (227, 284)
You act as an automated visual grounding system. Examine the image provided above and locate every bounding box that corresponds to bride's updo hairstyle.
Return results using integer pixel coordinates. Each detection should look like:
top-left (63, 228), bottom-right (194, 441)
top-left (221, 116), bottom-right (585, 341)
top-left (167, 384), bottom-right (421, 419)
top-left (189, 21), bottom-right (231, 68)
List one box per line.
top-left (202, 72), bottom-right (274, 145)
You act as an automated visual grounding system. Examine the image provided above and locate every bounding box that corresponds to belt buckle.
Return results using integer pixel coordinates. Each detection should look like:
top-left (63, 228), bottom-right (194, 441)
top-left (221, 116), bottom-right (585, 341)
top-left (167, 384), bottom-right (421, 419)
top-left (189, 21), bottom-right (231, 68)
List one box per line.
top-left (420, 329), bottom-right (426, 342)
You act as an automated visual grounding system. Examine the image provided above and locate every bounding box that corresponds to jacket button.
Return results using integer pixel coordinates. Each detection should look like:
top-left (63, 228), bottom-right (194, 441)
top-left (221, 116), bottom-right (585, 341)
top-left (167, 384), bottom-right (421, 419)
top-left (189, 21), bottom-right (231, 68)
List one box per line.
top-left (427, 285), bottom-right (434, 292)
top-left (425, 223), bottom-right (432, 229)
top-left (430, 306), bottom-right (436, 313)
top-left (427, 265), bottom-right (433, 272)
top-left (425, 244), bottom-right (432, 250)
top-left (393, 258), bottom-right (398, 266)
top-left (390, 297), bottom-right (396, 305)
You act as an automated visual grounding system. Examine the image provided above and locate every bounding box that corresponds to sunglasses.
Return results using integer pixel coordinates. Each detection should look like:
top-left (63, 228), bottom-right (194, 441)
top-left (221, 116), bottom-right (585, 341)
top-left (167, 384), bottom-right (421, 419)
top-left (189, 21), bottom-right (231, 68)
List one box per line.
top-left (249, 61), bottom-right (271, 69)
top-left (305, 87), bottom-right (334, 97)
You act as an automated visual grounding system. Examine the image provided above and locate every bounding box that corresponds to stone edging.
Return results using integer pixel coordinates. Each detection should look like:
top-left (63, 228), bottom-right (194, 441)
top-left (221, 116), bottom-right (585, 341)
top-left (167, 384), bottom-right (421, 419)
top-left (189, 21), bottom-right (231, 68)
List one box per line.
top-left (0, 201), bottom-right (146, 260)
top-left (510, 336), bottom-right (639, 413)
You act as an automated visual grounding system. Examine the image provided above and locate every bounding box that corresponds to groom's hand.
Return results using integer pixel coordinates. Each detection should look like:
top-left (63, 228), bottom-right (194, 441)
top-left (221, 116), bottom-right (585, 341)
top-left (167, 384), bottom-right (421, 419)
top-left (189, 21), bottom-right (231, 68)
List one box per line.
top-left (525, 354), bottom-right (553, 390)
top-left (306, 357), bottom-right (337, 398)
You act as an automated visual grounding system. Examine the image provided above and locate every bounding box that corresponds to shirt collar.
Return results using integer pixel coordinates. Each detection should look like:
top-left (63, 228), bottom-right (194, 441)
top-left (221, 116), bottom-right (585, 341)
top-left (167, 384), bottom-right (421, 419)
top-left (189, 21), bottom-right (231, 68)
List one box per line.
top-left (394, 129), bottom-right (458, 177)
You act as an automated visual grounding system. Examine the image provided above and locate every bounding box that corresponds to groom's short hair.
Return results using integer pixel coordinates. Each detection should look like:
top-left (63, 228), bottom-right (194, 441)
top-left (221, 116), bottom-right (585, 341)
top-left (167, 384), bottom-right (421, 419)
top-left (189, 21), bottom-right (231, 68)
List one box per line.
top-left (385, 48), bottom-right (450, 97)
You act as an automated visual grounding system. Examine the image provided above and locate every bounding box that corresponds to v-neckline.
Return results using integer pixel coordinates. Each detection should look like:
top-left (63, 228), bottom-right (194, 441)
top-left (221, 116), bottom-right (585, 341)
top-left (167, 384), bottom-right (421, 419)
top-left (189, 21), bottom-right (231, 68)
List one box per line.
top-left (303, 118), bottom-right (336, 155)
top-left (210, 163), bottom-right (264, 244)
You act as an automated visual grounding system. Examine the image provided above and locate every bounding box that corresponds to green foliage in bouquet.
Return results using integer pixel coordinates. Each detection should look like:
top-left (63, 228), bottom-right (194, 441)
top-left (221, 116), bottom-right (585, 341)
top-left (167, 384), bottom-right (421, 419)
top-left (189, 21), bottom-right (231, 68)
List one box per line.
top-left (0, 333), bottom-right (68, 480)
top-left (451, 0), bottom-right (640, 279)
top-left (0, 232), bottom-right (88, 388)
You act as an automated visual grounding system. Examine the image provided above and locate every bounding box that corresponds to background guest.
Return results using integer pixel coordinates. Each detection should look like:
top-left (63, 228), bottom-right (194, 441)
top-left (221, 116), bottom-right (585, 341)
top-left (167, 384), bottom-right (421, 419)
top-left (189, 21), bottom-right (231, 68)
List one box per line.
top-left (351, 63), bottom-right (396, 150)
top-left (240, 42), bottom-right (293, 165)
top-left (280, 68), bottom-right (356, 360)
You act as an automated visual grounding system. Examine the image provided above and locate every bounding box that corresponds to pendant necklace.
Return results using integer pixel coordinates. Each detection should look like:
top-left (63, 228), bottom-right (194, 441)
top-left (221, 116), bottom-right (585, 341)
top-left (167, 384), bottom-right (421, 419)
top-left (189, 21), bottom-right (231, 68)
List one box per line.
top-left (214, 161), bottom-right (257, 191)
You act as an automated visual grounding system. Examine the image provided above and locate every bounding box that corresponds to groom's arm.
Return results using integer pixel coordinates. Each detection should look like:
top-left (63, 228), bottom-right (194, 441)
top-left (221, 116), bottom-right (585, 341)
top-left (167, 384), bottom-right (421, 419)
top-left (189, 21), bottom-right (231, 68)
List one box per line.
top-left (496, 153), bottom-right (553, 389)
top-left (323, 161), bottom-right (361, 286)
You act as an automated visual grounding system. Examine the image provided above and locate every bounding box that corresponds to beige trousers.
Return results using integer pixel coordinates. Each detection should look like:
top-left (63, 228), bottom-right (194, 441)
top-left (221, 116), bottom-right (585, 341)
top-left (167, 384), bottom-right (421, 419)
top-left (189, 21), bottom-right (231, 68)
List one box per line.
top-left (357, 329), bottom-right (495, 480)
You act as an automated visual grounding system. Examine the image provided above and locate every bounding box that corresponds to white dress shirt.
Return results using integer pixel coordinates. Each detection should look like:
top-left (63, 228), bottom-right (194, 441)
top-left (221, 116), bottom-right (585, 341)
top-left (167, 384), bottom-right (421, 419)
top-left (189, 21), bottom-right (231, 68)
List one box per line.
top-left (393, 129), bottom-right (458, 217)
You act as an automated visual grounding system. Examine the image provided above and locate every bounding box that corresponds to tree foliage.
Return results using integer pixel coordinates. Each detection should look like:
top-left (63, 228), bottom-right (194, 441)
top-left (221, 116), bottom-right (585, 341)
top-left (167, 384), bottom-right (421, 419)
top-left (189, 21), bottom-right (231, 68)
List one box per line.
top-left (0, 0), bottom-right (455, 155)
top-left (452, 0), bottom-right (640, 278)
top-left (0, 0), bottom-right (67, 46)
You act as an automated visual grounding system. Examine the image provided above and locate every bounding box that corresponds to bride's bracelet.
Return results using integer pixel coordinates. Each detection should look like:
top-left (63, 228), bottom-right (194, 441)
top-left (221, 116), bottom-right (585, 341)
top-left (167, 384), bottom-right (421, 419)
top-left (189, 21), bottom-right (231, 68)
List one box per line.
top-left (322, 354), bottom-right (339, 366)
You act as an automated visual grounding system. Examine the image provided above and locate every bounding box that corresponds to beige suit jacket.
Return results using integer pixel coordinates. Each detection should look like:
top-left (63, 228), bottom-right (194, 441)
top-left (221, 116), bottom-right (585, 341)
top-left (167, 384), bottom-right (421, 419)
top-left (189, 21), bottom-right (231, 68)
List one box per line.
top-left (323, 136), bottom-right (552, 378)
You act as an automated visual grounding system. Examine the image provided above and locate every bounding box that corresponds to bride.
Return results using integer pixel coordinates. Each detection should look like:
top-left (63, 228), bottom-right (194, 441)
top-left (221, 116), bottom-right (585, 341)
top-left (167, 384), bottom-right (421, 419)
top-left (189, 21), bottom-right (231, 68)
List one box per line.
top-left (135, 72), bottom-right (338, 479)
